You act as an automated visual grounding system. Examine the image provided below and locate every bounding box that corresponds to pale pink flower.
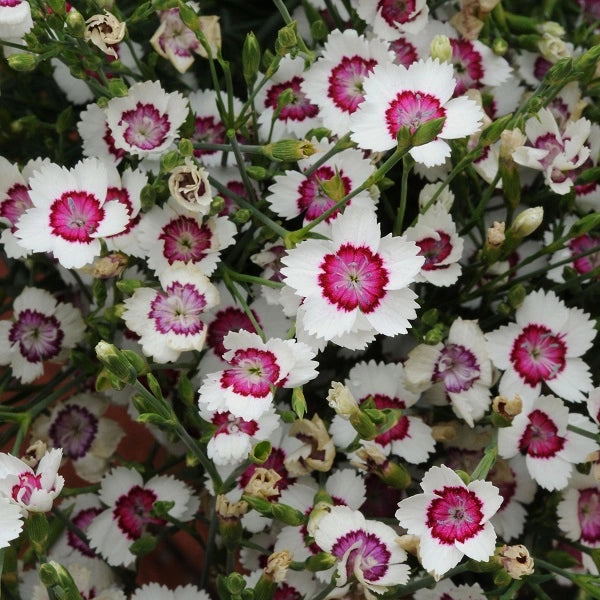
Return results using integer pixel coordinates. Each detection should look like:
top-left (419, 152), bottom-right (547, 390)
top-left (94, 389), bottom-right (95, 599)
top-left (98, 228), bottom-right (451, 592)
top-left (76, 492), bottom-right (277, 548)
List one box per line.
top-left (396, 464), bottom-right (503, 578)
top-left (558, 471), bottom-right (600, 548)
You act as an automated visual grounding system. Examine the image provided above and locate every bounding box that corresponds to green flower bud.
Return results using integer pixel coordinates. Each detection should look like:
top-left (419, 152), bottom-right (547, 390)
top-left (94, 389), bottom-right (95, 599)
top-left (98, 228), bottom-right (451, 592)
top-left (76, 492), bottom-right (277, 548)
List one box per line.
top-left (424, 323), bottom-right (447, 345)
top-left (412, 116), bottom-right (446, 147)
top-left (210, 196), bottom-right (226, 215)
top-left (508, 283), bottom-right (526, 309)
top-left (38, 563), bottom-right (59, 588)
top-left (493, 37), bottom-right (508, 56)
top-left (121, 350), bottom-right (148, 376)
top-left (429, 34), bottom-right (452, 62)
top-left (95, 341), bottom-right (138, 384)
top-left (178, 138), bottom-right (194, 157)
top-left (271, 503), bottom-right (306, 526)
top-left (129, 534), bottom-right (158, 556)
top-left (291, 387), bottom-right (306, 419)
top-left (310, 19), bottom-right (328, 42)
top-left (116, 278), bottom-right (143, 294)
top-left (243, 32), bottom-right (261, 85)
top-left (242, 494), bottom-right (273, 516)
top-left (263, 139), bottom-right (317, 161)
top-left (225, 573), bottom-right (247, 595)
top-left (232, 208), bottom-right (252, 224)
top-left (246, 165), bottom-right (269, 180)
top-left (380, 459), bottom-right (411, 490)
top-left (510, 206), bottom-right (543, 238)
top-left (95, 368), bottom-right (125, 392)
top-left (177, 0), bottom-right (200, 32)
top-left (7, 53), bottom-right (38, 72)
top-left (250, 440), bottom-right (272, 464)
top-left (25, 514), bottom-right (49, 557)
top-left (107, 78), bottom-right (129, 98)
top-left (66, 9), bottom-right (86, 37)
top-left (160, 150), bottom-right (182, 173)
top-left (305, 552), bottom-right (337, 571)
top-left (277, 23), bottom-right (297, 49)
top-left (349, 409), bottom-right (378, 440)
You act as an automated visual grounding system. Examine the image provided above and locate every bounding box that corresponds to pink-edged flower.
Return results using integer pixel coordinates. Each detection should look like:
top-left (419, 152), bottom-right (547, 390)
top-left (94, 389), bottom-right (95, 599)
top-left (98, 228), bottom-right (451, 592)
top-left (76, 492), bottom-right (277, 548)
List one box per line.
top-left (87, 466), bottom-right (198, 567)
top-left (266, 138), bottom-right (376, 230)
top-left (78, 102), bottom-right (126, 166)
top-left (0, 0), bottom-right (32, 39)
top-left (275, 469), bottom-right (367, 563)
top-left (485, 289), bottom-right (595, 403)
top-left (105, 81), bottom-right (188, 159)
top-left (198, 330), bottom-right (318, 421)
top-left (330, 360), bottom-right (435, 464)
top-left (0, 497), bottom-right (24, 549)
top-left (14, 158), bottom-right (129, 268)
top-left (405, 318), bottom-right (492, 427)
top-left (413, 579), bottom-right (486, 600)
top-left (558, 472), bottom-right (600, 548)
top-left (0, 449), bottom-right (64, 513)
top-left (255, 56), bottom-right (321, 141)
top-left (301, 29), bottom-right (394, 137)
top-left (281, 204), bottom-right (424, 347)
top-left (313, 505), bottom-right (409, 596)
top-left (574, 123), bottom-right (600, 213)
top-left (587, 388), bottom-right (600, 425)
top-left (498, 395), bottom-right (598, 491)
top-left (189, 89), bottom-right (243, 166)
top-left (350, 59), bottom-right (483, 166)
top-left (150, 6), bottom-right (203, 74)
top-left (122, 264), bottom-right (220, 363)
top-left (130, 583), bottom-right (210, 600)
top-left (0, 287), bottom-right (85, 383)
top-left (512, 108), bottom-right (591, 195)
top-left (200, 406), bottom-right (280, 466)
top-left (404, 204), bottom-right (464, 286)
top-left (396, 465), bottom-right (503, 578)
top-left (137, 198), bottom-right (237, 278)
top-left (356, 0), bottom-right (429, 38)
top-left (0, 156), bottom-right (50, 259)
top-left (31, 394), bottom-right (124, 483)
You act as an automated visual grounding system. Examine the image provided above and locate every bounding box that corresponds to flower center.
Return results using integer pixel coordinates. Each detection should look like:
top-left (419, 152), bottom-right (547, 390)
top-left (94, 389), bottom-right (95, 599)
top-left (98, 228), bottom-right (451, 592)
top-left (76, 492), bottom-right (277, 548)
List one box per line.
top-left (120, 102), bottom-right (170, 150)
top-left (416, 231), bottom-right (453, 270)
top-left (212, 411), bottom-right (259, 437)
top-left (68, 507), bottom-right (103, 557)
top-left (385, 91), bottom-right (446, 139)
top-left (9, 309), bottom-right (64, 363)
top-left (113, 486), bottom-right (165, 540)
top-left (568, 234), bottom-right (600, 275)
top-left (534, 56), bottom-right (552, 80)
top-left (578, 488), bottom-right (600, 544)
top-left (433, 343), bottom-right (480, 393)
top-left (0, 0), bottom-right (22, 7)
top-left (426, 486), bottom-right (484, 544)
top-left (221, 348), bottom-right (281, 398)
top-left (265, 76), bottom-right (319, 122)
top-left (206, 307), bottom-right (259, 358)
top-left (49, 191), bottom-right (104, 243)
top-left (377, 0), bottom-right (416, 25)
top-left (519, 409), bottom-right (566, 458)
top-left (510, 323), bottom-right (567, 386)
top-left (331, 529), bottom-right (390, 582)
top-left (12, 472), bottom-right (42, 504)
top-left (327, 55), bottom-right (378, 114)
top-left (1, 183), bottom-right (32, 230)
top-left (49, 405), bottom-right (99, 459)
top-left (534, 132), bottom-right (565, 171)
top-left (451, 39), bottom-right (484, 95)
top-left (297, 166), bottom-right (352, 222)
top-left (159, 215), bottom-right (212, 265)
top-left (149, 281), bottom-right (207, 335)
top-left (193, 115), bottom-right (226, 157)
top-left (318, 243), bottom-right (389, 313)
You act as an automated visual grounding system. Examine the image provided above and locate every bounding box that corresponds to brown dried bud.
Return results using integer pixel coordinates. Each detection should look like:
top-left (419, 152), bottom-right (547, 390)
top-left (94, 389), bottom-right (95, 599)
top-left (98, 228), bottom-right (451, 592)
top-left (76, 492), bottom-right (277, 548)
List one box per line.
top-left (91, 253), bottom-right (128, 279)
top-left (431, 421), bottom-right (459, 442)
top-left (21, 440), bottom-right (47, 468)
top-left (265, 550), bottom-right (293, 583)
top-left (244, 467), bottom-right (281, 500)
top-left (496, 544), bottom-right (534, 579)
top-left (168, 160), bottom-right (212, 215)
top-left (85, 11), bottom-right (126, 58)
top-left (285, 414), bottom-right (335, 476)
top-left (487, 221), bottom-right (506, 248)
top-left (493, 394), bottom-right (522, 420)
top-left (216, 494), bottom-right (248, 520)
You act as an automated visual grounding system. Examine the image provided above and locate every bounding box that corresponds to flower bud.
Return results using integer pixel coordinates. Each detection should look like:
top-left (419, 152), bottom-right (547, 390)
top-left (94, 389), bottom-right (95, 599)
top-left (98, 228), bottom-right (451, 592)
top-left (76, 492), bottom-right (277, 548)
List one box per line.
top-left (197, 16), bottom-right (222, 59)
top-left (66, 9), bottom-right (86, 36)
top-left (537, 21), bottom-right (565, 37)
top-left (209, 196), bottom-right (226, 215)
top-left (429, 35), bottom-right (452, 62)
top-left (492, 394), bottom-right (522, 421)
top-left (178, 138), bottom-right (194, 157)
top-left (538, 33), bottom-right (571, 63)
top-left (243, 32), bottom-right (261, 85)
top-left (349, 409), bottom-right (378, 440)
top-left (168, 159), bottom-right (212, 215)
top-left (285, 415), bottom-right (336, 476)
top-left (263, 140), bottom-right (317, 161)
top-left (244, 468), bottom-right (281, 500)
top-left (91, 253), bottom-right (128, 279)
top-left (232, 208), bottom-right (252, 224)
top-left (306, 501), bottom-right (332, 538)
top-left (327, 381), bottom-right (359, 419)
top-left (486, 221), bottom-right (506, 249)
top-left (510, 207), bottom-right (543, 238)
top-left (277, 23), bottom-right (297, 49)
top-left (7, 53), bottom-right (38, 72)
top-left (493, 37), bottom-right (508, 55)
top-left (271, 503), bottom-right (305, 526)
top-left (496, 544), bottom-right (534, 579)
top-left (26, 513), bottom-right (49, 556)
top-left (305, 552), bottom-right (337, 571)
top-left (500, 128), bottom-right (527, 159)
top-left (21, 440), bottom-right (47, 469)
top-left (85, 11), bottom-right (126, 59)
top-left (95, 341), bottom-right (138, 384)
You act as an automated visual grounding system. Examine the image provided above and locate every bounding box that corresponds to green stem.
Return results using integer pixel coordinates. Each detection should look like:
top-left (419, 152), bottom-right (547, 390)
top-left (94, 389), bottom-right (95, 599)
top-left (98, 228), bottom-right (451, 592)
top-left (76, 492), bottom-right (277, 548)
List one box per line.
top-left (567, 424), bottom-right (599, 441)
top-left (200, 507), bottom-right (218, 588)
top-left (192, 142), bottom-right (265, 153)
top-left (312, 578), bottom-right (338, 600)
top-left (272, 0), bottom-right (315, 60)
top-left (397, 562), bottom-right (472, 597)
top-left (303, 134), bottom-right (352, 177)
top-left (222, 266), bottom-right (284, 289)
top-left (223, 272), bottom-right (266, 342)
top-left (227, 131), bottom-right (259, 205)
top-left (394, 155), bottom-right (413, 235)
top-left (527, 582), bottom-right (553, 600)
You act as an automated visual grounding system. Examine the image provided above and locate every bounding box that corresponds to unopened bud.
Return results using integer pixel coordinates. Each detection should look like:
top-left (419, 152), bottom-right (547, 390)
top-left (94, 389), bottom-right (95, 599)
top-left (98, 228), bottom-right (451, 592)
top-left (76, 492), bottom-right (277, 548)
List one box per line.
top-left (496, 544), bottom-right (534, 579)
top-left (493, 37), bottom-right (508, 55)
top-left (91, 253), bottom-right (128, 279)
top-left (487, 221), bottom-right (506, 249)
top-left (263, 139), bottom-right (317, 162)
top-left (492, 395), bottom-right (522, 420)
top-left (327, 382), bottom-right (359, 419)
top-left (277, 23), bottom-right (297, 49)
top-left (7, 53), bottom-right (38, 72)
top-left (95, 341), bottom-right (137, 384)
top-left (501, 128), bottom-right (527, 159)
top-left (66, 9), bottom-right (86, 36)
top-left (538, 33), bottom-right (571, 63)
top-left (510, 207), bottom-right (543, 238)
top-left (349, 409), bottom-right (378, 440)
top-left (168, 160), bottom-right (212, 215)
top-left (242, 32), bottom-right (261, 85)
top-left (305, 552), bottom-right (337, 571)
top-left (233, 208), bottom-right (252, 224)
top-left (430, 35), bottom-right (452, 62)
top-left (537, 21), bottom-right (565, 37)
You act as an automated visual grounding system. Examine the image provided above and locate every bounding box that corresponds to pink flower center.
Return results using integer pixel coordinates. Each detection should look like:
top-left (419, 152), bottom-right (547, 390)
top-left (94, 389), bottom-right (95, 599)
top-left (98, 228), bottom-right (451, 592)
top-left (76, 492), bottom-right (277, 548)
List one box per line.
top-left (377, 0), bottom-right (417, 26)
top-left (113, 486), bottom-right (165, 540)
top-left (49, 405), bottom-right (99, 459)
top-left (12, 472), bottom-right (42, 504)
top-left (1, 183), bottom-right (32, 230)
top-left (568, 234), bottom-right (600, 275)
top-left (159, 15), bottom-right (198, 57)
top-left (149, 281), bottom-right (207, 335)
top-left (69, 507), bottom-right (102, 557)
top-left (361, 394), bottom-right (409, 446)
top-left (297, 166), bottom-right (352, 222)
top-left (578, 488), bottom-right (600, 544)
top-left (426, 486), bottom-right (484, 544)
top-left (389, 38), bottom-right (418, 67)
top-left (159, 216), bottom-right (212, 265)
top-left (206, 307), bottom-right (259, 358)
top-left (318, 243), bottom-right (389, 313)
top-left (510, 323), bottom-right (566, 386)
top-left (534, 132), bottom-right (565, 171)
top-left (49, 191), bottom-right (104, 243)
top-left (9, 309), bottom-right (63, 363)
top-left (193, 115), bottom-right (226, 158)
top-left (385, 91), bottom-right (446, 139)
top-left (327, 55), bottom-right (378, 114)
top-left (331, 529), bottom-right (390, 582)
top-left (212, 411), bottom-right (259, 437)
top-left (519, 409), bottom-right (565, 458)
top-left (221, 348), bottom-right (281, 397)
top-left (451, 39), bottom-right (484, 96)
top-left (416, 230), bottom-right (453, 270)
top-left (0, 0), bottom-right (22, 6)
top-left (433, 343), bottom-right (480, 393)
top-left (265, 76), bottom-right (319, 122)
top-left (120, 103), bottom-right (170, 151)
